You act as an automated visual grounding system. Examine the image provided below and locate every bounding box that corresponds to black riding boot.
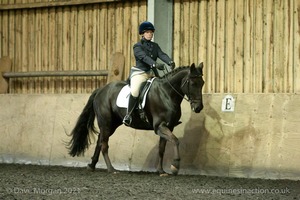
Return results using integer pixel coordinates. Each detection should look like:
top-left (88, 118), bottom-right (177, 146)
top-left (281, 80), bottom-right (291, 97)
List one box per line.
top-left (123, 95), bottom-right (138, 126)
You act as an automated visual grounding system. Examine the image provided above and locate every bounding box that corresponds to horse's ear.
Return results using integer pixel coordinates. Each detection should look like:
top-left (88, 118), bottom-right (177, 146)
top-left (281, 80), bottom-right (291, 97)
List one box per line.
top-left (190, 63), bottom-right (197, 74)
top-left (190, 63), bottom-right (196, 69)
top-left (198, 62), bottom-right (203, 69)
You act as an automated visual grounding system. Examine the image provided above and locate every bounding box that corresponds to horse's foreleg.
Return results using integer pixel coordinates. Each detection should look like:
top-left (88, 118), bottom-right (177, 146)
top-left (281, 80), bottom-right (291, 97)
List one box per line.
top-left (157, 137), bottom-right (167, 175)
top-left (156, 122), bottom-right (180, 175)
top-left (101, 137), bottom-right (116, 173)
top-left (88, 134), bottom-right (102, 171)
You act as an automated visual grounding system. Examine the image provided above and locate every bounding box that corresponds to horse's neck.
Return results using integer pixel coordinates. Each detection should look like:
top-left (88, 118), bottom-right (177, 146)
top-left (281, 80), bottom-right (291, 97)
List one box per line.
top-left (167, 70), bottom-right (188, 89)
top-left (163, 70), bottom-right (188, 99)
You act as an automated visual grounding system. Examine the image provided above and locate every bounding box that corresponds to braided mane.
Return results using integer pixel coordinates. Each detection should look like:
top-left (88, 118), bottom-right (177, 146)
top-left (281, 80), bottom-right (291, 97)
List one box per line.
top-left (160, 66), bottom-right (190, 79)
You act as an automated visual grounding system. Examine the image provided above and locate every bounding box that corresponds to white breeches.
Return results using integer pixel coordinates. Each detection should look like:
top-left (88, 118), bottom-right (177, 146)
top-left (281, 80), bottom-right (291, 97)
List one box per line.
top-left (130, 72), bottom-right (153, 97)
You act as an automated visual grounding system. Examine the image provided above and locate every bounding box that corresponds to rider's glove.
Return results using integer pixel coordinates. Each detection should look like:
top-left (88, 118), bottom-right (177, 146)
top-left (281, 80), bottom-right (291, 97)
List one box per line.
top-left (168, 61), bottom-right (175, 70)
top-left (152, 63), bottom-right (165, 70)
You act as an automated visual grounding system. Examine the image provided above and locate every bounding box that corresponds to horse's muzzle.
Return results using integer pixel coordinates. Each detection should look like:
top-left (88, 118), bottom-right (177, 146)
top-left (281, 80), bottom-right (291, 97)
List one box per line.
top-left (191, 102), bottom-right (203, 113)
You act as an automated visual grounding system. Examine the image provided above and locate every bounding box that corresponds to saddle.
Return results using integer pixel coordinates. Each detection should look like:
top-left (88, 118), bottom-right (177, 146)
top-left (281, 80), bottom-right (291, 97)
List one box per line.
top-left (116, 77), bottom-right (155, 126)
top-left (116, 78), bottom-right (155, 124)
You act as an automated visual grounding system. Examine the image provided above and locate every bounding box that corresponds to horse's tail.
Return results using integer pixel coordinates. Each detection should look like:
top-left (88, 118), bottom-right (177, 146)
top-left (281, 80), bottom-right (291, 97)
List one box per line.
top-left (67, 89), bottom-right (99, 157)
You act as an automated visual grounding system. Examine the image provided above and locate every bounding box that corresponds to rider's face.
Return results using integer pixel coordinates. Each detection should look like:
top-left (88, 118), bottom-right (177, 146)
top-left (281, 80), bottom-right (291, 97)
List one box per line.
top-left (143, 30), bottom-right (154, 41)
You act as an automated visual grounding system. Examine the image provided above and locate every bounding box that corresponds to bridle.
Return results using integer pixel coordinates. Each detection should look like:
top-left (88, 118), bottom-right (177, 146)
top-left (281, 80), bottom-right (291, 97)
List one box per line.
top-left (162, 69), bottom-right (203, 103)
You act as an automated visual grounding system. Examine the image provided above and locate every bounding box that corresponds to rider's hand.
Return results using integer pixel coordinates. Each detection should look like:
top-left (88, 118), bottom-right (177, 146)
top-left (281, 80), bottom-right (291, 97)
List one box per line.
top-left (152, 63), bottom-right (165, 70)
top-left (168, 61), bottom-right (175, 70)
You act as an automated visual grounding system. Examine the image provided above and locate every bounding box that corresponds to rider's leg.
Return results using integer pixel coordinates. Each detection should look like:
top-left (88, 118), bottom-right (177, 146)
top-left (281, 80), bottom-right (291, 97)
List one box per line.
top-left (123, 73), bottom-right (147, 126)
top-left (123, 94), bottom-right (138, 126)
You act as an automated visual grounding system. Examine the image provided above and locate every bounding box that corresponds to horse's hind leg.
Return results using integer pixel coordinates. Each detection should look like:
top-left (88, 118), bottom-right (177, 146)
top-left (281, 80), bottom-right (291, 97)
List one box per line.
top-left (87, 131), bottom-right (116, 173)
top-left (88, 133), bottom-right (103, 171)
top-left (101, 135), bottom-right (116, 173)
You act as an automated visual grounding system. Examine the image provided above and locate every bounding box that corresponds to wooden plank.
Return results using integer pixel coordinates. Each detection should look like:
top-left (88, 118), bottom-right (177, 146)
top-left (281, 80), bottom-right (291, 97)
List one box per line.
top-left (34, 8), bottom-right (41, 93)
top-left (97, 3), bottom-right (109, 89)
top-left (129, 1), bottom-right (136, 74)
top-left (97, 2), bottom-right (106, 89)
top-left (243, 0), bottom-right (253, 93)
top-left (254, 0), bottom-right (263, 93)
top-left (15, 9), bottom-right (22, 93)
top-left (206, 0), bottom-right (216, 93)
top-left (84, 5), bottom-right (93, 93)
top-left (123, 1), bottom-right (131, 80)
top-left (77, 5), bottom-right (85, 93)
top-left (198, 0), bottom-right (207, 70)
top-left (283, 0), bottom-right (292, 93)
top-left (182, 0), bottom-right (189, 65)
top-left (41, 8), bottom-right (50, 93)
top-left (0, 0), bottom-right (120, 10)
top-left (173, 0), bottom-right (181, 66)
top-left (91, 4), bottom-right (99, 89)
top-left (62, 6), bottom-right (71, 93)
top-left (8, 10), bottom-right (15, 93)
top-left (69, 6), bottom-right (78, 93)
top-left (48, 7), bottom-right (56, 93)
top-left (190, 0), bottom-right (198, 65)
top-left (0, 57), bottom-right (12, 93)
top-left (56, 7), bottom-right (63, 93)
top-left (234, 0), bottom-right (244, 93)
top-left (294, 0), bottom-right (300, 93)
top-left (198, 1), bottom-right (208, 92)
top-left (216, 0), bottom-right (225, 93)
top-left (263, 0), bottom-right (275, 93)
top-left (0, 0), bottom-right (8, 37)
top-left (99, 3), bottom-right (108, 70)
top-left (273, 0), bottom-right (284, 93)
top-left (28, 8), bottom-right (35, 93)
top-left (115, 2), bottom-right (123, 53)
top-left (107, 52), bottom-right (124, 83)
top-left (1, 10), bottom-right (9, 61)
top-left (225, 0), bottom-right (235, 93)
top-left (108, 3), bottom-right (116, 56)
top-left (22, 9), bottom-right (29, 93)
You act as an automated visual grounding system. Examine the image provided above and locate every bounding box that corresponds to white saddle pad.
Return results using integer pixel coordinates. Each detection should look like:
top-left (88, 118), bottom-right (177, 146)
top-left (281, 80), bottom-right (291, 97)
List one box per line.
top-left (116, 78), bottom-right (155, 108)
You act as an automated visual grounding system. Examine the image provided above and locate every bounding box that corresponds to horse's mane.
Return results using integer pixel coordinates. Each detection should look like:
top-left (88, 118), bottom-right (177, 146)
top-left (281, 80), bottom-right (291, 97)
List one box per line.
top-left (159, 66), bottom-right (190, 79)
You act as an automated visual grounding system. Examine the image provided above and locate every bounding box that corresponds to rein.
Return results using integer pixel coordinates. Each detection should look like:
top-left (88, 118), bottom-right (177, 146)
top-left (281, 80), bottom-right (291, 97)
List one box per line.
top-left (161, 69), bottom-right (190, 102)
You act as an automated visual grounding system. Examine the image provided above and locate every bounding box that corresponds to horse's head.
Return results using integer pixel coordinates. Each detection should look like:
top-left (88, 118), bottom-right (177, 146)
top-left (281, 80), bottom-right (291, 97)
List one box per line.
top-left (181, 63), bottom-right (205, 113)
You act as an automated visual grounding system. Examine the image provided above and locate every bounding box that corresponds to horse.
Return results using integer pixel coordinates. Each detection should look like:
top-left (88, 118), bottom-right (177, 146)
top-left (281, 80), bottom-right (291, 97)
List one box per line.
top-left (67, 62), bottom-right (205, 175)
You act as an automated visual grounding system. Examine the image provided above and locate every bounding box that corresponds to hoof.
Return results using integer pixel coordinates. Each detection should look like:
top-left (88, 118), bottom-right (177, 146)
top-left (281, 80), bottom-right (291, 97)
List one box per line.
top-left (87, 164), bottom-right (95, 171)
top-left (111, 170), bottom-right (119, 174)
top-left (170, 165), bottom-right (179, 175)
top-left (159, 173), bottom-right (169, 177)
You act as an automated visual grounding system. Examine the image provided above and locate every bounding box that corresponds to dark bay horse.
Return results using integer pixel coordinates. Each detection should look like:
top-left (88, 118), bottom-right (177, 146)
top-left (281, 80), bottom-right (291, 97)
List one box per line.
top-left (67, 63), bottom-right (204, 175)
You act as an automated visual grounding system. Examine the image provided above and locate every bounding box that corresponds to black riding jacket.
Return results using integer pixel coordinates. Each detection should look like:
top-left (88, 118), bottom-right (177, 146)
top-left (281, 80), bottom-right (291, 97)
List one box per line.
top-left (133, 38), bottom-right (172, 71)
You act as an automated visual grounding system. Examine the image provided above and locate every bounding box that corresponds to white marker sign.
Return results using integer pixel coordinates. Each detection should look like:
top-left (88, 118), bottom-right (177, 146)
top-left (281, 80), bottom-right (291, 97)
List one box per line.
top-left (221, 95), bottom-right (235, 112)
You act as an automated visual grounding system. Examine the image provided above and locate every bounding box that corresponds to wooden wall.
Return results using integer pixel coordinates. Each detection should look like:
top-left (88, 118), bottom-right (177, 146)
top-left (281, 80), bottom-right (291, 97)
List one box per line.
top-left (0, 0), bottom-right (299, 94)
top-left (0, 0), bottom-right (146, 93)
top-left (173, 0), bottom-right (300, 93)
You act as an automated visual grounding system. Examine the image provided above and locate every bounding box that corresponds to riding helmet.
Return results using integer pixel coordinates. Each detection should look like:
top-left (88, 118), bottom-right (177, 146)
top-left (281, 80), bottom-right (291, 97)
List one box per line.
top-left (139, 21), bottom-right (155, 35)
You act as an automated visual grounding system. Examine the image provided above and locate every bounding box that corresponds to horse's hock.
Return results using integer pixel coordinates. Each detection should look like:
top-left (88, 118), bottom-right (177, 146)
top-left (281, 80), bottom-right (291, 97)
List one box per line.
top-left (0, 93), bottom-right (299, 180)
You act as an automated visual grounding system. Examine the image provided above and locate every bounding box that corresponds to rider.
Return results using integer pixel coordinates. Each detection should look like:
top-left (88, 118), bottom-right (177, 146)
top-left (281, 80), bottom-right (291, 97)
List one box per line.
top-left (123, 21), bottom-right (176, 126)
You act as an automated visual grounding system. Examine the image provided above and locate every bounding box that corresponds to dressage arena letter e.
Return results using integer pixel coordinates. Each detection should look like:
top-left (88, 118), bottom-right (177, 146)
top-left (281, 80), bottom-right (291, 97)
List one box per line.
top-left (221, 95), bottom-right (235, 112)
